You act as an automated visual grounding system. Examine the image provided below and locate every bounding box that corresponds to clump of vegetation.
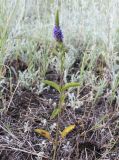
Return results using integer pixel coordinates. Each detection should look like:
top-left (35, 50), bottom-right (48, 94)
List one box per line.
top-left (0, 1), bottom-right (119, 160)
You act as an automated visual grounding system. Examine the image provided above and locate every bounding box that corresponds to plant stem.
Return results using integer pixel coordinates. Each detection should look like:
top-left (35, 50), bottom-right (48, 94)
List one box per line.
top-left (52, 91), bottom-right (64, 160)
top-left (52, 44), bottom-right (65, 160)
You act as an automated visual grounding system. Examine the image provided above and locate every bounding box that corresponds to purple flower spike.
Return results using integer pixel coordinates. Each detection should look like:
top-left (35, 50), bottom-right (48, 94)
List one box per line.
top-left (53, 26), bottom-right (63, 42)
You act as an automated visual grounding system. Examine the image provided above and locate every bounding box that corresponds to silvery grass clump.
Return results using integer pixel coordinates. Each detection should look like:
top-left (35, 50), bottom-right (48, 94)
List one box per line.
top-left (4, 0), bottom-right (118, 88)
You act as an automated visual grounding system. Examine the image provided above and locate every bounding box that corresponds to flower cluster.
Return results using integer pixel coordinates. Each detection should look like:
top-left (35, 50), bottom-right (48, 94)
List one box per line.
top-left (53, 10), bottom-right (63, 42)
top-left (53, 26), bottom-right (63, 42)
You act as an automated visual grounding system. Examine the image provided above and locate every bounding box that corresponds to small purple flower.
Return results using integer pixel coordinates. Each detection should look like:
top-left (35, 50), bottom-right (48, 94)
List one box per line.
top-left (53, 26), bottom-right (63, 42)
top-left (53, 10), bottom-right (63, 42)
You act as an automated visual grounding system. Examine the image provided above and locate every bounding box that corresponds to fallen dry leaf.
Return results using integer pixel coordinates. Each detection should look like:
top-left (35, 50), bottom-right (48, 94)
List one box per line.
top-left (61, 124), bottom-right (76, 139)
top-left (34, 128), bottom-right (51, 140)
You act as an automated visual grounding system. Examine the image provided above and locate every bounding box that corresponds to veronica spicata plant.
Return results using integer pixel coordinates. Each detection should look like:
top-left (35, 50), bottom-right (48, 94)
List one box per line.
top-left (43, 9), bottom-right (80, 160)
top-left (44, 9), bottom-right (80, 118)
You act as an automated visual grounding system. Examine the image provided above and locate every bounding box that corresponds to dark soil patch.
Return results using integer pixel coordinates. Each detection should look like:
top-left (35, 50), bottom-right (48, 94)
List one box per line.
top-left (2, 56), bottom-right (28, 81)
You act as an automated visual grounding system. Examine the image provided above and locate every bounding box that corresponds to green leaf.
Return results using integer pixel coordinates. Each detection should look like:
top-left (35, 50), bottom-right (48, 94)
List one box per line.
top-left (61, 82), bottom-right (80, 92)
top-left (50, 108), bottom-right (61, 119)
top-left (43, 80), bottom-right (61, 93)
